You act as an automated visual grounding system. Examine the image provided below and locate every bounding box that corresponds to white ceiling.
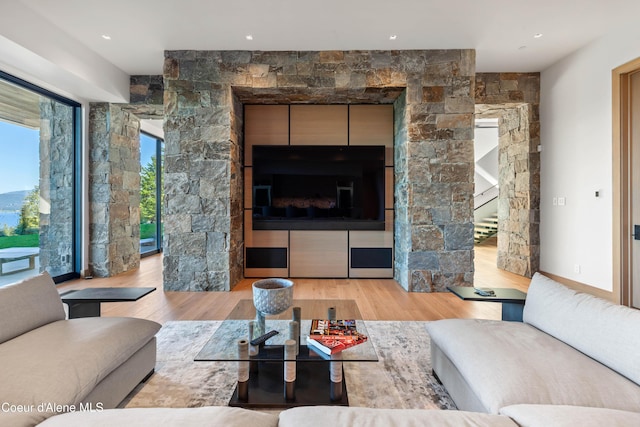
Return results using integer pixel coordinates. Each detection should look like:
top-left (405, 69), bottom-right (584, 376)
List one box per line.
top-left (14, 0), bottom-right (640, 75)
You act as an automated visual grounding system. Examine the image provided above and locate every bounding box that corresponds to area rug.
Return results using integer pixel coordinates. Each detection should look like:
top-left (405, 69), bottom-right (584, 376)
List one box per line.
top-left (122, 321), bottom-right (456, 410)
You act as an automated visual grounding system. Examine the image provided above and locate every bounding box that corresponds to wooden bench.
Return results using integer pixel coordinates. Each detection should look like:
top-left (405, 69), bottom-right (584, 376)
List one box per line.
top-left (0, 247), bottom-right (39, 276)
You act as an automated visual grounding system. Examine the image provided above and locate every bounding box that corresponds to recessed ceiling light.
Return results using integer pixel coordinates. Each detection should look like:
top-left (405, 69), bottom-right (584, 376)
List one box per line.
top-left (245, 34), bottom-right (253, 41)
top-left (533, 33), bottom-right (543, 39)
top-left (101, 34), bottom-right (111, 40)
top-left (389, 34), bottom-right (397, 40)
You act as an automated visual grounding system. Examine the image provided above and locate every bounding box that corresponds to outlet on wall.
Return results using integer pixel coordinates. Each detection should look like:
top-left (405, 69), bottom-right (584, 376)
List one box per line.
top-left (574, 264), bottom-right (581, 274)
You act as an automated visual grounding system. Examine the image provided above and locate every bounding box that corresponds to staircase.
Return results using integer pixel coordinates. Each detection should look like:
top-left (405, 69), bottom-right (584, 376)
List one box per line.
top-left (474, 213), bottom-right (498, 244)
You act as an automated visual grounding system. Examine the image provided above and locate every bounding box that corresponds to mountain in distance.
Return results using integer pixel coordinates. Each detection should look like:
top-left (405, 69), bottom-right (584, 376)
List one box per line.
top-left (0, 190), bottom-right (28, 211)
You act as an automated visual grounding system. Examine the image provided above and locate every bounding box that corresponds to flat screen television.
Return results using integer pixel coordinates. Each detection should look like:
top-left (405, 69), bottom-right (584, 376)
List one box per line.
top-left (252, 145), bottom-right (386, 230)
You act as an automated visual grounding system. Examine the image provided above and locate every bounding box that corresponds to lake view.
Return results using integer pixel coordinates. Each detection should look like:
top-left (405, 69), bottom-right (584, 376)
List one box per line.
top-left (0, 211), bottom-right (19, 228)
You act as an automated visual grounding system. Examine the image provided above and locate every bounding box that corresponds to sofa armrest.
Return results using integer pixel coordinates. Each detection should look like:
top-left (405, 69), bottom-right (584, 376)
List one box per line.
top-left (0, 272), bottom-right (65, 344)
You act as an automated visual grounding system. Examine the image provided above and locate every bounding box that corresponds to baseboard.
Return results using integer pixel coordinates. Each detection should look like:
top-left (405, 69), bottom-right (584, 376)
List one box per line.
top-left (539, 271), bottom-right (618, 303)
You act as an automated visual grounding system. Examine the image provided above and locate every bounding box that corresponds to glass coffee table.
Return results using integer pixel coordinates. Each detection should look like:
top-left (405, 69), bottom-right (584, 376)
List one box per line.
top-left (195, 299), bottom-right (378, 408)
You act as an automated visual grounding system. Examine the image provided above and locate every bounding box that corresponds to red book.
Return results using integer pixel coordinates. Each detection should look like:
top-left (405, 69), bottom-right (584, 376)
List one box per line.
top-left (308, 319), bottom-right (363, 340)
top-left (306, 334), bottom-right (367, 355)
top-left (307, 319), bottom-right (367, 355)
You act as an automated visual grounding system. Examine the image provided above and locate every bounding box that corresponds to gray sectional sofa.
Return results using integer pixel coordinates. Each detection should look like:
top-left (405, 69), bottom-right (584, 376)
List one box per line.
top-left (427, 272), bottom-right (640, 422)
top-left (0, 272), bottom-right (161, 427)
top-left (35, 403), bottom-right (640, 426)
top-left (7, 271), bottom-right (640, 426)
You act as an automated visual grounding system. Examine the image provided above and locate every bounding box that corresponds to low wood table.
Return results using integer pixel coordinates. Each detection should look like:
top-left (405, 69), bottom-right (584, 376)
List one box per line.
top-left (447, 286), bottom-right (527, 322)
top-left (60, 287), bottom-right (156, 318)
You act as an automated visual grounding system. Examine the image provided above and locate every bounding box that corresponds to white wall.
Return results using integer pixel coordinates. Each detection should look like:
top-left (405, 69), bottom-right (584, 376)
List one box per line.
top-left (0, 3), bottom-right (130, 104)
top-left (141, 120), bottom-right (165, 139)
top-left (540, 22), bottom-right (640, 291)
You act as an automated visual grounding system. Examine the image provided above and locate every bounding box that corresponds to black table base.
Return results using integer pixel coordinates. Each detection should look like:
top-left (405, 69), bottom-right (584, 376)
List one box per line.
top-left (229, 357), bottom-right (348, 408)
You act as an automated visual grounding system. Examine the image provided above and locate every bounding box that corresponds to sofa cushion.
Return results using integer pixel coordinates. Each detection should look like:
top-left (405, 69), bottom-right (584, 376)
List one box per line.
top-left (279, 406), bottom-right (517, 427)
top-left (0, 317), bottom-right (160, 426)
top-left (0, 272), bottom-right (65, 344)
top-left (426, 318), bottom-right (640, 413)
top-left (36, 406), bottom-right (279, 427)
top-left (523, 272), bottom-right (640, 386)
top-left (500, 404), bottom-right (640, 427)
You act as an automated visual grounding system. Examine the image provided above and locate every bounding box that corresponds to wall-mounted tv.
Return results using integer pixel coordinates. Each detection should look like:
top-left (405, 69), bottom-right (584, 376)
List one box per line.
top-left (252, 145), bottom-right (385, 230)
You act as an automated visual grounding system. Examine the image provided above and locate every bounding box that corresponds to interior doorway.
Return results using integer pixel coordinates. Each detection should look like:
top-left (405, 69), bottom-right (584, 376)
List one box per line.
top-left (473, 117), bottom-right (499, 265)
top-left (474, 104), bottom-right (539, 278)
top-left (613, 57), bottom-right (640, 307)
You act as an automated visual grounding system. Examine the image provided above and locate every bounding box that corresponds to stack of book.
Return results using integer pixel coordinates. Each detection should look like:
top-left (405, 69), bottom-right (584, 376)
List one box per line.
top-left (306, 319), bottom-right (368, 355)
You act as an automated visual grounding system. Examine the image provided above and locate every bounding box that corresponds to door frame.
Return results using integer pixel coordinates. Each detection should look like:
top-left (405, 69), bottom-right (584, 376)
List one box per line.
top-left (613, 57), bottom-right (640, 306)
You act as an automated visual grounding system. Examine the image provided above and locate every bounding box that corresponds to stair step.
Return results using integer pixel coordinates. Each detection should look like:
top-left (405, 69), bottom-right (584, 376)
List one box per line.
top-left (476, 222), bottom-right (498, 228)
top-left (474, 209), bottom-right (498, 244)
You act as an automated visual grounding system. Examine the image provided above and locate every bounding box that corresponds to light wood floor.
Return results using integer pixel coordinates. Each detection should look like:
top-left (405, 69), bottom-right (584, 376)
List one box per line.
top-left (57, 240), bottom-right (529, 324)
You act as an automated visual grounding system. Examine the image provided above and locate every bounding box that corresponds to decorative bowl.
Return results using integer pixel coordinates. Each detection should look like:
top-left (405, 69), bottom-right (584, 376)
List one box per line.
top-left (252, 278), bottom-right (294, 315)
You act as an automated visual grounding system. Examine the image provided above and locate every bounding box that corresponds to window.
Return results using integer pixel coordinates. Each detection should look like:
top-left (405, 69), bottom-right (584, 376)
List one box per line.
top-left (0, 71), bottom-right (81, 286)
top-left (139, 132), bottom-right (163, 255)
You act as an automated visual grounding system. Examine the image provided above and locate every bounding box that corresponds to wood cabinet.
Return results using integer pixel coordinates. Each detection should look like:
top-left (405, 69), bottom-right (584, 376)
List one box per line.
top-left (244, 105), bottom-right (289, 166)
top-left (290, 231), bottom-right (348, 278)
top-left (349, 105), bottom-right (394, 147)
top-left (244, 104), bottom-right (394, 278)
top-left (290, 105), bottom-right (348, 146)
top-left (349, 211), bottom-right (394, 278)
top-left (350, 105), bottom-right (394, 166)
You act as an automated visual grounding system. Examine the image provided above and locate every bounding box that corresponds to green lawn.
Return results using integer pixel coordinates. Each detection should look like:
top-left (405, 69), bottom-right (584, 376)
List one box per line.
top-left (0, 234), bottom-right (39, 249)
top-left (140, 223), bottom-right (156, 239)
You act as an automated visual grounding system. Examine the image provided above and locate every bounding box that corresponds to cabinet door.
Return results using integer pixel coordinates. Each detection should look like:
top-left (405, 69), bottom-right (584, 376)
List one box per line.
top-left (244, 211), bottom-right (289, 278)
top-left (349, 211), bottom-right (394, 278)
top-left (290, 105), bottom-right (348, 146)
top-left (350, 105), bottom-right (394, 166)
top-left (290, 230), bottom-right (348, 277)
top-left (245, 105), bottom-right (289, 166)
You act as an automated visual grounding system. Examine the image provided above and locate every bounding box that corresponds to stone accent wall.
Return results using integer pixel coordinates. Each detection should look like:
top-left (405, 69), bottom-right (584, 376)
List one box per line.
top-left (475, 73), bottom-right (540, 277)
top-left (89, 103), bottom-right (141, 277)
top-left (128, 75), bottom-right (164, 119)
top-left (39, 98), bottom-right (74, 277)
top-left (163, 49), bottom-right (476, 292)
top-left (230, 92), bottom-right (244, 286)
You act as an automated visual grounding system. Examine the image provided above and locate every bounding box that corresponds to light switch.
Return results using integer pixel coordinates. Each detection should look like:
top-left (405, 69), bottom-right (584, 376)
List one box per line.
top-left (558, 197), bottom-right (566, 206)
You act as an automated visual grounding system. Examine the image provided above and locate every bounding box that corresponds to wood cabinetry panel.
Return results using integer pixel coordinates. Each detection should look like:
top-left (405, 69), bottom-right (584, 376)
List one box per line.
top-left (349, 105), bottom-right (393, 147)
top-left (349, 211), bottom-right (394, 278)
top-left (244, 168), bottom-right (252, 209)
top-left (245, 267), bottom-right (290, 278)
top-left (244, 211), bottom-right (290, 278)
top-left (244, 211), bottom-right (289, 247)
top-left (385, 167), bottom-right (394, 210)
top-left (244, 105), bottom-right (289, 166)
top-left (290, 105), bottom-right (348, 146)
top-left (290, 230), bottom-right (348, 277)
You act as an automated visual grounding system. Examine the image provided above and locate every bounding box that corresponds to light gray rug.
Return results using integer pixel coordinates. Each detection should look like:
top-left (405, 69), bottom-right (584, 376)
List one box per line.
top-left (122, 321), bottom-right (456, 410)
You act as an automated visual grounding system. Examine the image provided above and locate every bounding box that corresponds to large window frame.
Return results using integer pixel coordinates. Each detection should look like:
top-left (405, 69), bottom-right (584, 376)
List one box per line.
top-left (0, 70), bottom-right (82, 283)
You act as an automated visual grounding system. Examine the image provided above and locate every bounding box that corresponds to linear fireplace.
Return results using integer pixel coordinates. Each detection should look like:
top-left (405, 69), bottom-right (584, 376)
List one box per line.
top-left (252, 145), bottom-right (385, 231)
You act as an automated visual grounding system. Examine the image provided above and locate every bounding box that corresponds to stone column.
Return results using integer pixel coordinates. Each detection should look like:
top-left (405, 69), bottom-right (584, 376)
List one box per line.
top-left (394, 52), bottom-right (476, 291)
top-left (39, 98), bottom-right (74, 277)
top-left (496, 105), bottom-right (537, 276)
top-left (88, 103), bottom-right (141, 277)
top-left (162, 51), bottom-right (238, 291)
